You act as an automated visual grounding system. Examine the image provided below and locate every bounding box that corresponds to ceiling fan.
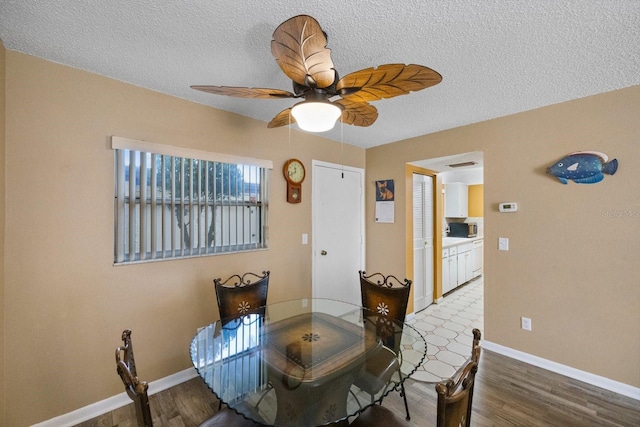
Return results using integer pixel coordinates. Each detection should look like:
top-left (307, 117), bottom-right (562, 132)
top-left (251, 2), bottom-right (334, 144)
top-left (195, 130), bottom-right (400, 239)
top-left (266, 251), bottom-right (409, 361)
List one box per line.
top-left (192, 15), bottom-right (442, 132)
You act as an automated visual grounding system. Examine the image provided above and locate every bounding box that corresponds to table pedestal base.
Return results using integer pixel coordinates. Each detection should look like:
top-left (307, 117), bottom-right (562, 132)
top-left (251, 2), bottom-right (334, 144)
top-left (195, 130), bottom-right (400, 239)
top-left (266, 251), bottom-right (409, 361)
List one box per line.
top-left (269, 366), bottom-right (358, 427)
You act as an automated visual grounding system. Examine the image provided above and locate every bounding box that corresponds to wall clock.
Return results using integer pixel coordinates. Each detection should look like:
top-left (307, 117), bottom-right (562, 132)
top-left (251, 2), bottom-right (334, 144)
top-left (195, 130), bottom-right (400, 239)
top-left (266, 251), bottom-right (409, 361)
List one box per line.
top-left (283, 158), bottom-right (305, 203)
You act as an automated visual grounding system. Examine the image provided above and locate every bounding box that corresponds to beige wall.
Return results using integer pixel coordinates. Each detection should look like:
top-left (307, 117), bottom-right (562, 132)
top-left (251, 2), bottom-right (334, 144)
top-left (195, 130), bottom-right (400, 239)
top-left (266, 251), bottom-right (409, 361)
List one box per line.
top-left (366, 86), bottom-right (640, 388)
top-left (3, 51), bottom-right (364, 426)
top-left (0, 39), bottom-right (6, 425)
top-left (3, 48), bottom-right (639, 425)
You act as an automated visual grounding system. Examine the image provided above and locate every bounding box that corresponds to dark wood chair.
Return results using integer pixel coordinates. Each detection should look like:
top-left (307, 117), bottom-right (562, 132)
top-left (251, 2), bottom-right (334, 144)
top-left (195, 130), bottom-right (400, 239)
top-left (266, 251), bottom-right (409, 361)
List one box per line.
top-left (436, 358), bottom-right (479, 427)
top-left (472, 328), bottom-right (481, 364)
top-left (198, 402), bottom-right (265, 427)
top-left (353, 270), bottom-right (413, 420)
top-left (214, 271), bottom-right (270, 321)
top-left (116, 330), bottom-right (262, 427)
top-left (350, 404), bottom-right (412, 427)
top-left (115, 329), bottom-right (153, 427)
top-left (214, 271), bottom-right (271, 412)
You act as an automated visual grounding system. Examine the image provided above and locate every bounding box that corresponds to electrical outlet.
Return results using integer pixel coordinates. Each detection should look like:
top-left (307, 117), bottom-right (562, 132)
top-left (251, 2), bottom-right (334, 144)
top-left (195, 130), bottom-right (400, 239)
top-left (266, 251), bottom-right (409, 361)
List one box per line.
top-left (521, 317), bottom-right (532, 331)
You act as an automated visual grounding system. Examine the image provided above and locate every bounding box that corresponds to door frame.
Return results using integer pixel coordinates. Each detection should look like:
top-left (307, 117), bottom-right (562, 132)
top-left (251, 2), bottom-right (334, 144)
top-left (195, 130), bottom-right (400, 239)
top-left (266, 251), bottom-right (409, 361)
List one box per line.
top-left (311, 160), bottom-right (365, 299)
top-left (405, 164), bottom-right (441, 313)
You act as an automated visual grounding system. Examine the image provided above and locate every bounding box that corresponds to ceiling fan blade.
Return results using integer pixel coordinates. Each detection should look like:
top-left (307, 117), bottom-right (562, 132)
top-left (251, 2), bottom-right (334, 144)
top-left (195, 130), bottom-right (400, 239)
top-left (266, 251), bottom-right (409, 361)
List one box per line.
top-left (335, 99), bottom-right (379, 127)
top-left (267, 108), bottom-right (295, 128)
top-left (271, 15), bottom-right (337, 89)
top-left (191, 85), bottom-right (296, 99)
top-left (336, 64), bottom-right (442, 103)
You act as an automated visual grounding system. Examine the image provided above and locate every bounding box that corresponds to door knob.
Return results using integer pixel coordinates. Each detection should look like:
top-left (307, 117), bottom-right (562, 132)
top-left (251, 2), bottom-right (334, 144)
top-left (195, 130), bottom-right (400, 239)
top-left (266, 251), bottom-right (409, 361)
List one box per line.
top-left (320, 250), bottom-right (327, 256)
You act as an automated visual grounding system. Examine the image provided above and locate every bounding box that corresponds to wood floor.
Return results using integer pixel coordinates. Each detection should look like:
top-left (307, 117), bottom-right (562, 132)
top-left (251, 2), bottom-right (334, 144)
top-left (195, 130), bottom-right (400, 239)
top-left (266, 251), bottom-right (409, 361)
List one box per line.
top-left (76, 350), bottom-right (639, 427)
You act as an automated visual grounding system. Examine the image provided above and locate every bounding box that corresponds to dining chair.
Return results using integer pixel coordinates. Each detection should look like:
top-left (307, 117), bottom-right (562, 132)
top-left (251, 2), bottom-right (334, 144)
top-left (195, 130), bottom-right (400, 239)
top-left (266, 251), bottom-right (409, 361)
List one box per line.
top-left (349, 329), bottom-right (482, 427)
top-left (115, 329), bottom-right (153, 427)
top-left (198, 402), bottom-right (265, 427)
top-left (435, 357), bottom-right (479, 427)
top-left (214, 271), bottom-right (272, 412)
top-left (349, 404), bottom-right (412, 427)
top-left (214, 270), bottom-right (270, 321)
top-left (116, 330), bottom-right (262, 427)
top-left (353, 270), bottom-right (413, 420)
top-left (472, 328), bottom-right (481, 364)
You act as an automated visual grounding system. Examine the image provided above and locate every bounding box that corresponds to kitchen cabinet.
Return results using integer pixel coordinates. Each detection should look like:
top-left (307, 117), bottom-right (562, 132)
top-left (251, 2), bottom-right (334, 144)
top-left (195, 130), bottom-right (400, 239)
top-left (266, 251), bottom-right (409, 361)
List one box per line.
top-left (442, 237), bottom-right (483, 296)
top-left (445, 183), bottom-right (468, 218)
top-left (472, 239), bottom-right (483, 278)
top-left (442, 247), bottom-right (457, 294)
top-left (456, 242), bottom-right (473, 286)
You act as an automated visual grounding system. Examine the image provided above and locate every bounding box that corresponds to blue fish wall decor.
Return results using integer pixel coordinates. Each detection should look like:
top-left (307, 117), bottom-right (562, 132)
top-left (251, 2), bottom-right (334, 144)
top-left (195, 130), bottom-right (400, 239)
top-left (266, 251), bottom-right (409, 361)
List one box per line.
top-left (546, 151), bottom-right (618, 184)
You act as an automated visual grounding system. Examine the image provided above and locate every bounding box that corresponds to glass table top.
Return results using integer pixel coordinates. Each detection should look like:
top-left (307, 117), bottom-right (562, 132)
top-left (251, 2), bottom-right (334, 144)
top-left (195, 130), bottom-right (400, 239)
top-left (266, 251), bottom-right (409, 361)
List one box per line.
top-left (190, 298), bottom-right (427, 426)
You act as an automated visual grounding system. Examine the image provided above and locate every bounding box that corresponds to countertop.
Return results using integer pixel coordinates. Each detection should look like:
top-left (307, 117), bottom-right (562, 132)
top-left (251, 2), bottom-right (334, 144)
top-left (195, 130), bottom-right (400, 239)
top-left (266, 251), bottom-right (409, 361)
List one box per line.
top-left (442, 236), bottom-right (484, 248)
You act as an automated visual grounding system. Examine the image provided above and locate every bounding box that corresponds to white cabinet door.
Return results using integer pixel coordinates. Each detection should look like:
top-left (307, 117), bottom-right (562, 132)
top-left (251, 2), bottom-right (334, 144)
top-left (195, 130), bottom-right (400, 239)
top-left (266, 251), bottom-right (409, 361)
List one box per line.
top-left (445, 183), bottom-right (468, 218)
top-left (442, 260), bottom-right (448, 294)
top-left (465, 250), bottom-right (473, 281)
top-left (447, 246), bottom-right (458, 291)
top-left (457, 252), bottom-right (466, 286)
top-left (472, 239), bottom-right (483, 277)
top-left (456, 243), bottom-right (473, 286)
top-left (442, 249), bottom-right (450, 295)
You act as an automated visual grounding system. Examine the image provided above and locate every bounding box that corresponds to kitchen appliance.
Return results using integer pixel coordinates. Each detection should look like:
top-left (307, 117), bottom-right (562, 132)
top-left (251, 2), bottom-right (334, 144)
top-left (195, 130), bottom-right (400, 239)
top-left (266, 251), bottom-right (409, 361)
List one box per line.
top-left (448, 222), bottom-right (478, 238)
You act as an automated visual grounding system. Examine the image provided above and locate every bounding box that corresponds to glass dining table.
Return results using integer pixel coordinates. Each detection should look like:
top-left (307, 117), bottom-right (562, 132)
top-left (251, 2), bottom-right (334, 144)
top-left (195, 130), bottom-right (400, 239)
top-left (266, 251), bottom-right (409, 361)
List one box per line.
top-left (190, 298), bottom-right (427, 426)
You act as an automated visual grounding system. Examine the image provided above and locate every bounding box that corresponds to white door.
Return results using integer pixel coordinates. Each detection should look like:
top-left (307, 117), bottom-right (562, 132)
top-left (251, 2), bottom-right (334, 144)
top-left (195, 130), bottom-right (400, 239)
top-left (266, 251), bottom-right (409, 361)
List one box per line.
top-left (413, 173), bottom-right (434, 312)
top-left (312, 161), bottom-right (365, 306)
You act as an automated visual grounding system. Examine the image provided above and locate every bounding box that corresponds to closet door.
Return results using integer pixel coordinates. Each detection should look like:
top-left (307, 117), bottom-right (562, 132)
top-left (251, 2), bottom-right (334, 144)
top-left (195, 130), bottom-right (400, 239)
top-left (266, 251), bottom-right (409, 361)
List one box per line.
top-left (413, 173), bottom-right (434, 312)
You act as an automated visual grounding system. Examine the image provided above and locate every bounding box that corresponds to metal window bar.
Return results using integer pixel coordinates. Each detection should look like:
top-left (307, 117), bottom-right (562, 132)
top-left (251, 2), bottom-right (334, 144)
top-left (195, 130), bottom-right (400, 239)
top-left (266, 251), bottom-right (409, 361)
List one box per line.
top-left (115, 149), bottom-right (268, 264)
top-left (205, 161), bottom-right (211, 253)
top-left (128, 150), bottom-right (137, 260)
top-left (160, 155), bottom-right (167, 260)
top-left (150, 154), bottom-right (158, 260)
top-left (191, 159), bottom-right (197, 254)
top-left (224, 163), bottom-right (230, 251)
top-left (140, 152), bottom-right (148, 261)
top-left (213, 161), bottom-right (219, 253)
top-left (197, 160), bottom-right (203, 256)
top-left (115, 150), bottom-right (126, 263)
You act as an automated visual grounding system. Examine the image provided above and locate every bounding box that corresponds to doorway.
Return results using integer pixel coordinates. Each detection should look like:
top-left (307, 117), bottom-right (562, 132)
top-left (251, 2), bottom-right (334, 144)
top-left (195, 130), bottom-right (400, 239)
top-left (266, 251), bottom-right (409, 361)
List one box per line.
top-left (408, 151), bottom-right (484, 313)
top-left (312, 161), bottom-right (365, 305)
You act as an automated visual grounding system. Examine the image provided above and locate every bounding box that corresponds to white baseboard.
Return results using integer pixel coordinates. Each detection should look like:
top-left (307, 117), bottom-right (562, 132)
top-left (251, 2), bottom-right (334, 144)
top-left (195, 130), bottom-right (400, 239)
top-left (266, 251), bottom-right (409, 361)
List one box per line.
top-left (31, 368), bottom-right (198, 427)
top-left (482, 341), bottom-right (640, 401)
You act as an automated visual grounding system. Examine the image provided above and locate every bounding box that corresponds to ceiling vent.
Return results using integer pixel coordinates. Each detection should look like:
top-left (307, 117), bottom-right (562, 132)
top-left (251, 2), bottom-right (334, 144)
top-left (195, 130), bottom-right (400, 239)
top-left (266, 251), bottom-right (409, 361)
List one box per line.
top-left (447, 161), bottom-right (477, 168)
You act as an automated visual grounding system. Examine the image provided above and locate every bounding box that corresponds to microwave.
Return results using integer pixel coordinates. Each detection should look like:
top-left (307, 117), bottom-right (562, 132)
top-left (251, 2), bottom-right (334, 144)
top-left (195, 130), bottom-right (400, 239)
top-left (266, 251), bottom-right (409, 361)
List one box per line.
top-left (448, 222), bottom-right (478, 238)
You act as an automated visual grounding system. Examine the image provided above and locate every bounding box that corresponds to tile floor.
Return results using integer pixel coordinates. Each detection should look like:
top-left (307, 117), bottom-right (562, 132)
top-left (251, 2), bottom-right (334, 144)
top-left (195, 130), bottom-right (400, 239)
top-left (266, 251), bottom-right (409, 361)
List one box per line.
top-left (407, 276), bottom-right (484, 382)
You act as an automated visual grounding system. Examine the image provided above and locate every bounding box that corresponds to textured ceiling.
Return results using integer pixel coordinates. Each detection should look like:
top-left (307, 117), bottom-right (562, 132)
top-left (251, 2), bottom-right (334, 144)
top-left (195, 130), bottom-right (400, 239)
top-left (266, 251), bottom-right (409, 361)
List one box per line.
top-left (1, 1), bottom-right (639, 148)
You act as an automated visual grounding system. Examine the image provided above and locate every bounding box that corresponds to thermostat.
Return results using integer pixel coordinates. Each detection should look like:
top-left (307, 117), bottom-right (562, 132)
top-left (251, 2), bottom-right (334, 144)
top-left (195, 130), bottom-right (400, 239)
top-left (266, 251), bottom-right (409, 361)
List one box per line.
top-left (499, 202), bottom-right (518, 212)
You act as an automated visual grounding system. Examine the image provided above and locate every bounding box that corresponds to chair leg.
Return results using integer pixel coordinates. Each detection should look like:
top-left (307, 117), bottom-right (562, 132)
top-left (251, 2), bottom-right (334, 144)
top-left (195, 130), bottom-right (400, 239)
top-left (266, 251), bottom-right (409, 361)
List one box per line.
top-left (349, 388), bottom-right (363, 409)
top-left (254, 384), bottom-right (274, 409)
top-left (400, 382), bottom-right (410, 420)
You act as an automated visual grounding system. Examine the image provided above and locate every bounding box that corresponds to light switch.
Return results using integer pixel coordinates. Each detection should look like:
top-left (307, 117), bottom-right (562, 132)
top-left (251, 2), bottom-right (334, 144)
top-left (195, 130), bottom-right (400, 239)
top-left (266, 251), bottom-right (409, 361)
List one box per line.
top-left (498, 237), bottom-right (509, 251)
top-left (302, 233), bottom-right (308, 245)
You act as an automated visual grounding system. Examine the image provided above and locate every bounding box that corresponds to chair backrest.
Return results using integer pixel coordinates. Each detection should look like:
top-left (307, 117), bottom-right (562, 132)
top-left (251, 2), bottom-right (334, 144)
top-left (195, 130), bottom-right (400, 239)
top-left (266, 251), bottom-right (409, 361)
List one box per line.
top-left (435, 359), bottom-right (479, 427)
top-left (116, 329), bottom-right (153, 427)
top-left (214, 271), bottom-right (270, 321)
top-left (471, 328), bottom-right (481, 364)
top-left (359, 270), bottom-right (412, 353)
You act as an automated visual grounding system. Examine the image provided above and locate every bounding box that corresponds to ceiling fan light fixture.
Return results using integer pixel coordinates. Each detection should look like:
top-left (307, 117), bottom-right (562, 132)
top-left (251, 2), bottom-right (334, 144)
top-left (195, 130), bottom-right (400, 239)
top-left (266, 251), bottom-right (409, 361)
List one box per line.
top-left (291, 101), bottom-right (342, 132)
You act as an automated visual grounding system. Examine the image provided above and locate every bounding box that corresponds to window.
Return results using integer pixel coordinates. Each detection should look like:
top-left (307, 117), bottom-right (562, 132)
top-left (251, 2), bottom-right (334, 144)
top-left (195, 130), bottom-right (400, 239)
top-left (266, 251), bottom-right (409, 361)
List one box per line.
top-left (113, 137), bottom-right (271, 264)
